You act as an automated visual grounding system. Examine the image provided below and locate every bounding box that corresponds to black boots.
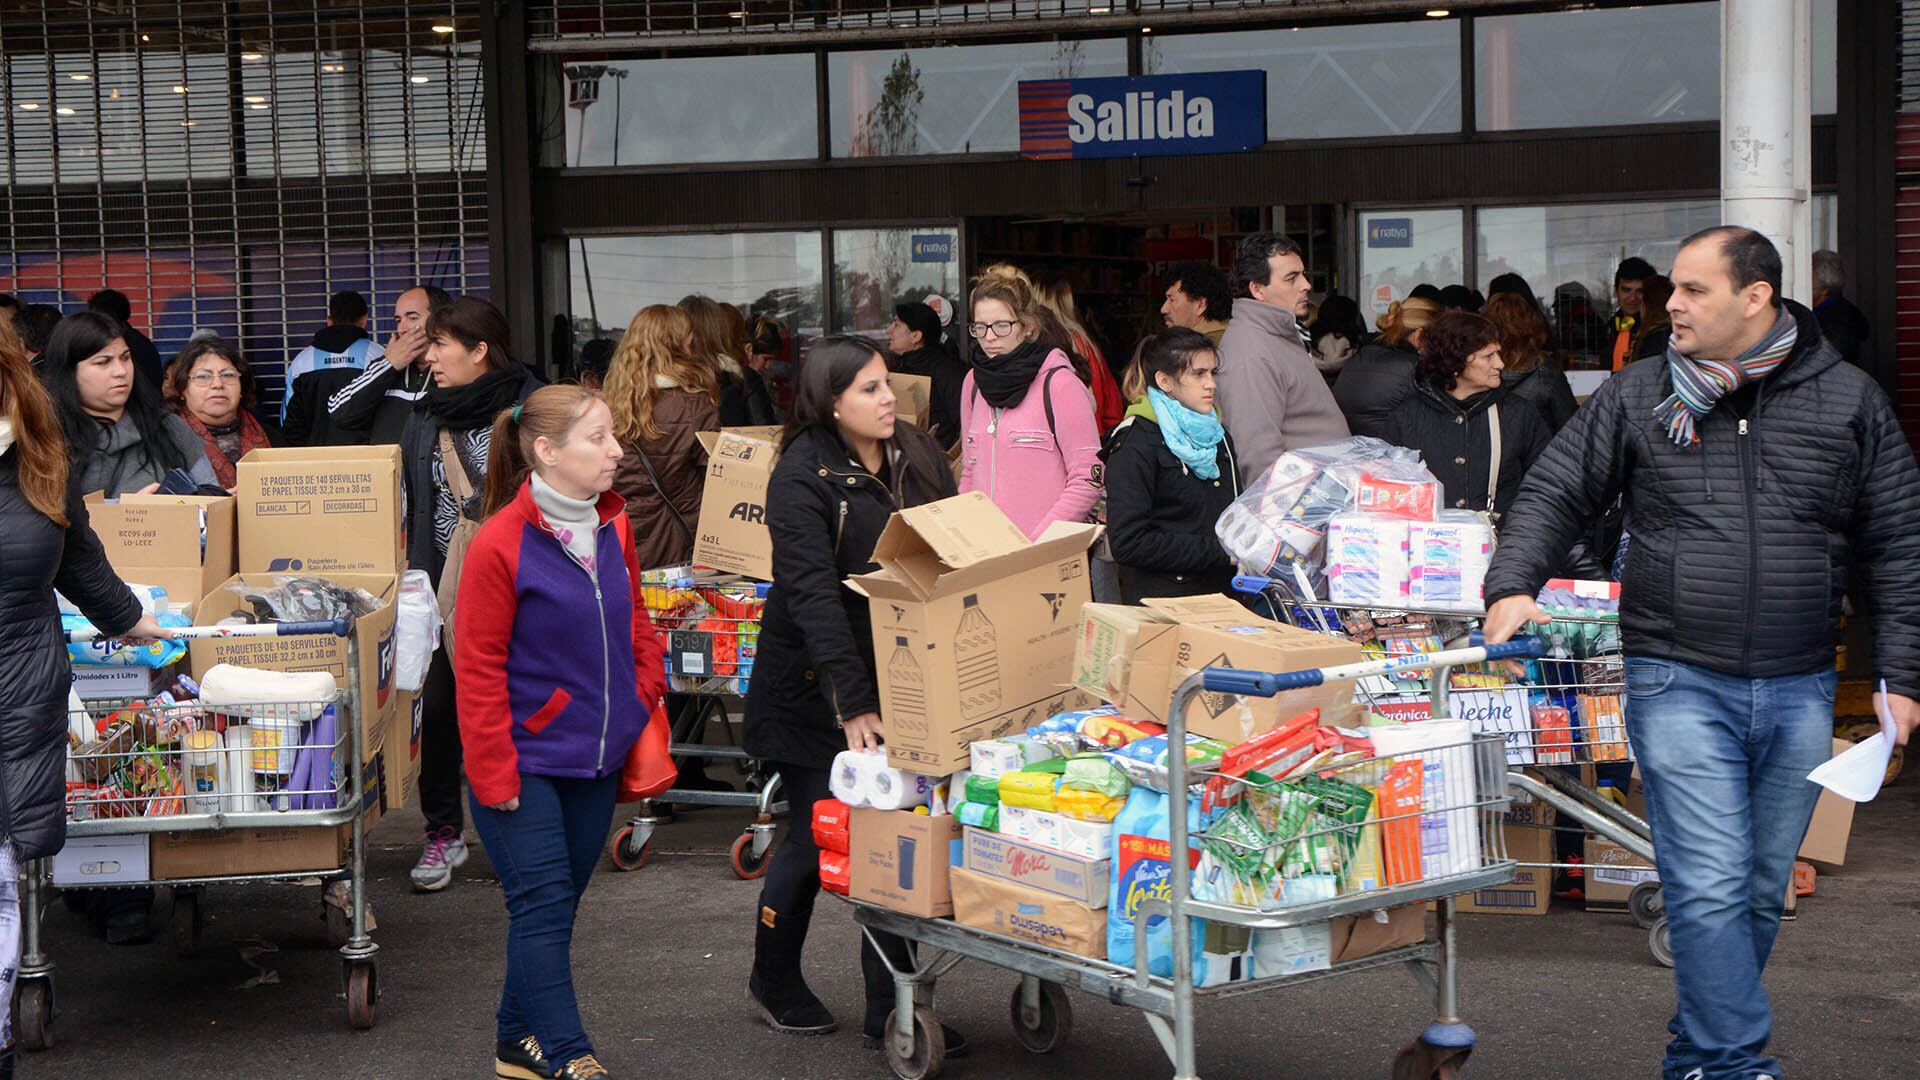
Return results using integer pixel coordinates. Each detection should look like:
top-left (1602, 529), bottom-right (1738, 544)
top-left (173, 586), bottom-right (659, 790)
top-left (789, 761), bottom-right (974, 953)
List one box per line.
top-left (749, 910), bottom-right (836, 1035)
top-left (494, 1034), bottom-right (553, 1080)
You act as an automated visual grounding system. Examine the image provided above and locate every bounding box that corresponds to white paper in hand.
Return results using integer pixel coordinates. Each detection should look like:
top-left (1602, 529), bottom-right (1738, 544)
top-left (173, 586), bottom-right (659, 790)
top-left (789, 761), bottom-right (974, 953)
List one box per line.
top-left (1807, 680), bottom-right (1897, 803)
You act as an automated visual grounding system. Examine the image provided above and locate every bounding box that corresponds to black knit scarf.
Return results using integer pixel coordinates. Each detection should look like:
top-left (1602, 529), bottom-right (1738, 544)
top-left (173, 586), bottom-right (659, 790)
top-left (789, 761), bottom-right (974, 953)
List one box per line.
top-left (970, 338), bottom-right (1053, 410)
top-left (424, 363), bottom-right (527, 431)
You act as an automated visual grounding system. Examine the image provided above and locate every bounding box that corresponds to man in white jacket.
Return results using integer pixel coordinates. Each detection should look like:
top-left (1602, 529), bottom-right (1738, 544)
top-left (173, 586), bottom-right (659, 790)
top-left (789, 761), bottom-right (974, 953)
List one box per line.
top-left (1216, 233), bottom-right (1350, 485)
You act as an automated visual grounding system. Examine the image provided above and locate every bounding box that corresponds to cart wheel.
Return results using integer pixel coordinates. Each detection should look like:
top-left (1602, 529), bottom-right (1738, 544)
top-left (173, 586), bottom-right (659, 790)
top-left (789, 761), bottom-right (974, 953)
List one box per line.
top-left (1391, 1041), bottom-right (1469, 1080)
top-left (883, 1006), bottom-right (946, 1080)
top-left (16, 979), bottom-right (51, 1051)
top-left (1628, 882), bottom-right (1664, 930)
top-left (345, 962), bottom-right (379, 1030)
top-left (172, 889), bottom-right (204, 958)
top-left (1648, 916), bottom-right (1674, 968)
top-left (608, 825), bottom-right (653, 872)
top-left (325, 899), bottom-right (351, 949)
top-left (1008, 980), bottom-right (1072, 1054)
top-left (730, 832), bottom-right (770, 880)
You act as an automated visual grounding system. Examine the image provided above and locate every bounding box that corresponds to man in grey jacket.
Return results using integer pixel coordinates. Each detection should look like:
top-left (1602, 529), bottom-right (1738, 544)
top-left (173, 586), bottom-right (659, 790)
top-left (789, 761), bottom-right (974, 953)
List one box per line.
top-left (1216, 233), bottom-right (1350, 485)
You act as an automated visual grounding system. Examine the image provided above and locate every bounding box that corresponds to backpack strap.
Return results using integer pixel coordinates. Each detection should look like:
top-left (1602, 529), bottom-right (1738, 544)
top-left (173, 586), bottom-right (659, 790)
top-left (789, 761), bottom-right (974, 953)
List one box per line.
top-left (1041, 364), bottom-right (1066, 442)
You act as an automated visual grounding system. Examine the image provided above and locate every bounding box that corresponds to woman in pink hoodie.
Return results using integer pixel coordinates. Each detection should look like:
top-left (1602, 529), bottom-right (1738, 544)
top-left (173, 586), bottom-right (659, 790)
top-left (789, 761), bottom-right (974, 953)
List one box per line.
top-left (957, 273), bottom-right (1102, 538)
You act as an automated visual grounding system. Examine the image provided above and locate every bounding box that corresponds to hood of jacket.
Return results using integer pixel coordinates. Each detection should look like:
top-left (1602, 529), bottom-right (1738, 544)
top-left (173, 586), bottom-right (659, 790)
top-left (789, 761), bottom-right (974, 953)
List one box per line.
top-left (312, 324), bottom-right (370, 352)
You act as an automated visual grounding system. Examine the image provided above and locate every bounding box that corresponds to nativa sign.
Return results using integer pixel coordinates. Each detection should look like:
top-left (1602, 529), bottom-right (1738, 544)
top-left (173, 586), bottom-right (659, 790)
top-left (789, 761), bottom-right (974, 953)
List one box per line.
top-left (1018, 70), bottom-right (1266, 161)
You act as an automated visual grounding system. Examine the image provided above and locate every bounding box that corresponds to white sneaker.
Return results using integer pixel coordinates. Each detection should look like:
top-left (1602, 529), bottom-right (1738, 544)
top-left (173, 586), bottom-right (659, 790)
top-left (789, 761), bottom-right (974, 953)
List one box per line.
top-left (410, 826), bottom-right (469, 892)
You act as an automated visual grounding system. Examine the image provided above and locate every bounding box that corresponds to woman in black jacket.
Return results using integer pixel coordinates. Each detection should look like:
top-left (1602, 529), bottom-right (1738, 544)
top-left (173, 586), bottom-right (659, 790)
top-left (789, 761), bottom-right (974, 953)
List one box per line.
top-left (399, 297), bottom-right (542, 894)
top-left (1332, 296), bottom-right (1440, 441)
top-left (1379, 311), bottom-right (1551, 521)
top-left (0, 320), bottom-right (166, 1074)
top-left (742, 337), bottom-right (961, 1048)
top-left (1101, 328), bottom-right (1240, 603)
top-left (1484, 292), bottom-right (1579, 433)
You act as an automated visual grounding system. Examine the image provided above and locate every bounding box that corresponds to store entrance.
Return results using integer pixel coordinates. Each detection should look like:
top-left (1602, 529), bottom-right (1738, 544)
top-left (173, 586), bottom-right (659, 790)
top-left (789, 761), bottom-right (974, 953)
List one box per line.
top-left (968, 206), bottom-right (1337, 376)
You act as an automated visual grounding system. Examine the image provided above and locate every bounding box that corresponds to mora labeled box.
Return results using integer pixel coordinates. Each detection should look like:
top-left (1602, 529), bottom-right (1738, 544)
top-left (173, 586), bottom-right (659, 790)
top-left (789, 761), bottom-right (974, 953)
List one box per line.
top-left (963, 826), bottom-right (1111, 907)
top-left (690, 427), bottom-right (785, 581)
top-left (234, 445), bottom-right (403, 574)
top-left (849, 808), bottom-right (962, 918)
top-left (84, 491), bottom-right (237, 616)
top-left (849, 492), bottom-right (1101, 776)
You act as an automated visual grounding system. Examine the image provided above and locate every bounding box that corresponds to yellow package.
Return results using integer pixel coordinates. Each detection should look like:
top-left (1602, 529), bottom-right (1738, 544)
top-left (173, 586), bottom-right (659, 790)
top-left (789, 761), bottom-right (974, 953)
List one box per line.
top-left (1344, 794), bottom-right (1385, 894)
top-left (1054, 787), bottom-right (1125, 822)
top-left (998, 771), bottom-right (1061, 812)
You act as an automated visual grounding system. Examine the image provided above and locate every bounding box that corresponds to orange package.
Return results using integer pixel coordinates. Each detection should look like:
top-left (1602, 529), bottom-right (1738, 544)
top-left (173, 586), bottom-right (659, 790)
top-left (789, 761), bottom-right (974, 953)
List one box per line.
top-left (1378, 760), bottom-right (1425, 886)
top-left (819, 850), bottom-right (851, 895)
top-left (812, 798), bottom-right (852, 855)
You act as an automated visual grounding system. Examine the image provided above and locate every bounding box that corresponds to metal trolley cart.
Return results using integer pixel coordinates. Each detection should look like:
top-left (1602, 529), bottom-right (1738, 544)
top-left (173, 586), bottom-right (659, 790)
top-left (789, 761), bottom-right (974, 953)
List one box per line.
top-left (611, 574), bottom-right (789, 879)
top-left (852, 639), bottom-right (1545, 1080)
top-left (39, 618), bottom-right (383, 1047)
top-left (1238, 575), bottom-right (1666, 966)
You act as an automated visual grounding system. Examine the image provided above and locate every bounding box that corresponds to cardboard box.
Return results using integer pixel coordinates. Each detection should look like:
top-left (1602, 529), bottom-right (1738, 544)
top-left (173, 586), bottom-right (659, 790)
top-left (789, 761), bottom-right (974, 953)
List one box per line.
top-left (69, 663), bottom-right (174, 702)
top-left (150, 765), bottom-right (383, 881)
top-left (382, 689), bottom-right (422, 812)
top-left (963, 826), bottom-right (1110, 907)
top-left (850, 808), bottom-right (962, 918)
top-left (850, 492), bottom-right (1101, 775)
top-left (1584, 781), bottom-right (1654, 911)
top-left (189, 572), bottom-right (400, 753)
top-left (1330, 904), bottom-right (1426, 964)
top-left (83, 492), bottom-right (236, 615)
top-left (52, 834), bottom-right (151, 887)
top-left (888, 373), bottom-right (934, 429)
top-left (950, 866), bottom-right (1106, 958)
top-left (1798, 739), bottom-right (1856, 866)
top-left (690, 428), bottom-right (784, 580)
top-left (1073, 595), bottom-right (1363, 744)
top-left (1459, 803), bottom-right (1554, 916)
top-left (235, 445), bottom-right (403, 574)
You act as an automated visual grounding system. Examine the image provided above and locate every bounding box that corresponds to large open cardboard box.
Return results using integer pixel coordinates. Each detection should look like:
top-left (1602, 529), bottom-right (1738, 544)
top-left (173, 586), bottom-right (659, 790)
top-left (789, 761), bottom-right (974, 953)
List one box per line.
top-left (234, 445), bottom-right (403, 574)
top-left (690, 427), bottom-right (784, 580)
top-left (83, 492), bottom-right (236, 616)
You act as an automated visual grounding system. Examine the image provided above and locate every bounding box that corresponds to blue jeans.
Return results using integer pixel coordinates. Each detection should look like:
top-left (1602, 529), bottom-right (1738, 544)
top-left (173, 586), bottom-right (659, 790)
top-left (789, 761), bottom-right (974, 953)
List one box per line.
top-left (1623, 657), bottom-right (1835, 1080)
top-left (470, 773), bottom-right (620, 1064)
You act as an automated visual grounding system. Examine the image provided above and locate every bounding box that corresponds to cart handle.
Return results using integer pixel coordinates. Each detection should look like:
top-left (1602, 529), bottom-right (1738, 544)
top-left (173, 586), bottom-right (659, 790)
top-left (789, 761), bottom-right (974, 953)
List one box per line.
top-left (1199, 636), bottom-right (1547, 697)
top-left (64, 618), bottom-right (352, 644)
top-left (1231, 574), bottom-right (1276, 595)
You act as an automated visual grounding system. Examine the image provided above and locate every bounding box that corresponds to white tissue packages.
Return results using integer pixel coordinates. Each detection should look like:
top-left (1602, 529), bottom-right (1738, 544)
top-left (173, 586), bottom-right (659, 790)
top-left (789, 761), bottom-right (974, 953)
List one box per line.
top-left (1325, 511), bottom-right (1493, 612)
top-left (1407, 515), bottom-right (1492, 612)
top-left (831, 749), bottom-right (936, 811)
top-left (1326, 515), bottom-right (1409, 607)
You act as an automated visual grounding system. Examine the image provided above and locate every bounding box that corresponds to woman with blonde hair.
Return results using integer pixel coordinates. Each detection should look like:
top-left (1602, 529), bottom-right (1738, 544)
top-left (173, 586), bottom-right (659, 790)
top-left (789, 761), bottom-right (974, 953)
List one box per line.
top-left (604, 305), bottom-right (721, 570)
top-left (1030, 269), bottom-right (1125, 433)
top-left (1484, 292), bottom-right (1578, 433)
top-left (1331, 295), bottom-right (1440, 441)
top-left (680, 295), bottom-right (775, 427)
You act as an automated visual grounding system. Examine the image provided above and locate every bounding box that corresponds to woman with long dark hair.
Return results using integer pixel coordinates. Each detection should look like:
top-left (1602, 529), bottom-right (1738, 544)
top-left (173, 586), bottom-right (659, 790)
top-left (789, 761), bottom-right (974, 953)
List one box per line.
top-left (0, 317), bottom-right (169, 1077)
top-left (42, 312), bottom-right (215, 495)
top-left (742, 336), bottom-right (965, 1050)
top-left (401, 296), bottom-right (543, 894)
top-left (455, 383), bottom-right (667, 1080)
top-left (680, 295), bottom-right (775, 427)
top-left (164, 336), bottom-right (282, 489)
top-left (1483, 292), bottom-right (1578, 434)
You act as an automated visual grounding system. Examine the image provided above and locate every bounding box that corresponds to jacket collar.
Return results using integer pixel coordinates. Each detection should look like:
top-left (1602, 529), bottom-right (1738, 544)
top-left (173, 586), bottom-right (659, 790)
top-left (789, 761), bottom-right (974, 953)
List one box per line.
top-left (1415, 377), bottom-right (1506, 416)
top-left (509, 478), bottom-right (626, 530)
top-left (1229, 297), bottom-right (1302, 338)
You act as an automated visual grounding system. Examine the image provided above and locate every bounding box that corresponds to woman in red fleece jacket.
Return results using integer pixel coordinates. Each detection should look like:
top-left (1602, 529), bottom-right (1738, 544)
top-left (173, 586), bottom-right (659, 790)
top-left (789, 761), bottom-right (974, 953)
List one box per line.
top-left (453, 383), bottom-right (668, 1080)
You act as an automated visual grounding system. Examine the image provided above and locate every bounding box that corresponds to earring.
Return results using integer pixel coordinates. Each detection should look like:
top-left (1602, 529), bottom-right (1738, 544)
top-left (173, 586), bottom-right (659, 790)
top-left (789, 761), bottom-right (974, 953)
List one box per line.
top-left (833, 410), bottom-right (840, 419)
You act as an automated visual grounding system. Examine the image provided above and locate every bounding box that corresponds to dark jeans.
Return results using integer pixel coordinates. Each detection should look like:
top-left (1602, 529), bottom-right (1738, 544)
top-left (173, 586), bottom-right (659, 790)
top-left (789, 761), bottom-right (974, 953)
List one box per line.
top-left (469, 772), bottom-right (620, 1064)
top-left (757, 761), bottom-right (912, 1023)
top-left (420, 645), bottom-right (463, 833)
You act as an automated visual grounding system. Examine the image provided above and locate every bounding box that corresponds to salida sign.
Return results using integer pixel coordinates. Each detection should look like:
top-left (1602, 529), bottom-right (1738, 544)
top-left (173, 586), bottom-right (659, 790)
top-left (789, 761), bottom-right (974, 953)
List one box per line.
top-left (1018, 70), bottom-right (1266, 161)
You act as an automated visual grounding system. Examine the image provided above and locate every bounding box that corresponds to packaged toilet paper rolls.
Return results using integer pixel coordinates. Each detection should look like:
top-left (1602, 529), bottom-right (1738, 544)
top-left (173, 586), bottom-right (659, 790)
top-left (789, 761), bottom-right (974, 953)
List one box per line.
top-left (829, 750), bottom-right (875, 806)
top-left (828, 749), bottom-right (935, 810)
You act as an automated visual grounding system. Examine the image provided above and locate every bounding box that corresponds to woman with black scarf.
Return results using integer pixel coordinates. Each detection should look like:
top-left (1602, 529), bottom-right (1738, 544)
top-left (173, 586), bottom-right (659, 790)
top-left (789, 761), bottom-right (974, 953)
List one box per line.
top-left (400, 296), bottom-right (543, 894)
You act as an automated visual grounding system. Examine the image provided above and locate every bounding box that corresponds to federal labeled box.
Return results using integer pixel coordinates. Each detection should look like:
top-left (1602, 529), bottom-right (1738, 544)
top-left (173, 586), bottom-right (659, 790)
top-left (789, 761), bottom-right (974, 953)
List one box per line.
top-left (691, 427), bottom-right (785, 581)
top-left (235, 445), bottom-right (403, 574)
top-left (963, 826), bottom-right (1110, 907)
top-left (83, 491), bottom-right (236, 616)
top-left (849, 808), bottom-right (961, 918)
top-left (849, 492), bottom-right (1101, 776)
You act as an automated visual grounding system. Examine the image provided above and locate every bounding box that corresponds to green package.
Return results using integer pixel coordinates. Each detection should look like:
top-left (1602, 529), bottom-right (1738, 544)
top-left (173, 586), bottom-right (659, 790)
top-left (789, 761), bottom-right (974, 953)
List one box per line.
top-left (1060, 755), bottom-right (1131, 799)
top-left (1199, 801), bottom-right (1275, 891)
top-left (963, 774), bottom-right (1002, 805)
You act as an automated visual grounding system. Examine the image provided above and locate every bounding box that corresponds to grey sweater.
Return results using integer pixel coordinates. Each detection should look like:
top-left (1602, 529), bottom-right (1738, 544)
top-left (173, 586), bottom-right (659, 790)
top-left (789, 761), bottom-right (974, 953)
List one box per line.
top-left (75, 412), bottom-right (218, 496)
top-left (1216, 297), bottom-right (1351, 486)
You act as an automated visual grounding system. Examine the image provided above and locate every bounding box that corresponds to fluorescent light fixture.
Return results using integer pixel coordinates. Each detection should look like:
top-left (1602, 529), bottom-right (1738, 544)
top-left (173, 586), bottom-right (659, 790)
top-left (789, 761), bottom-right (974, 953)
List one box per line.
top-left (244, 95), bottom-right (267, 104)
top-left (321, 63), bottom-right (345, 73)
top-left (69, 72), bottom-right (91, 81)
top-left (180, 119), bottom-right (197, 128)
top-left (242, 52), bottom-right (264, 61)
top-left (56, 106), bottom-right (75, 116)
top-left (1425, 8), bottom-right (1450, 16)
top-left (250, 103), bottom-right (269, 110)
top-left (18, 102), bottom-right (41, 111)
top-left (410, 74), bottom-right (430, 83)
top-left (1087, 4), bottom-right (1110, 11)
top-left (728, 9), bottom-right (748, 17)
top-left (431, 23), bottom-right (456, 33)
top-left (140, 34), bottom-right (151, 42)
top-left (172, 84), bottom-right (188, 93)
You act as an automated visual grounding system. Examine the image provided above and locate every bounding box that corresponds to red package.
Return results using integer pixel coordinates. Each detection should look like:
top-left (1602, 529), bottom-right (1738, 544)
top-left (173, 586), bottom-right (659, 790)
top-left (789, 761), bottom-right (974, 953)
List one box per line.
top-left (1532, 704), bottom-right (1573, 765)
top-left (1378, 760), bottom-right (1425, 886)
top-left (812, 798), bottom-right (852, 855)
top-left (1218, 708), bottom-right (1320, 779)
top-left (819, 850), bottom-right (851, 895)
top-left (1355, 472), bottom-right (1438, 521)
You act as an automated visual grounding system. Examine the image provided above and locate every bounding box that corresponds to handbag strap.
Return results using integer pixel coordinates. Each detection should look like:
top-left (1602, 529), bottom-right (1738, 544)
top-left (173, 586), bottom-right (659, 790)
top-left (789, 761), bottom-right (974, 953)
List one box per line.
top-left (632, 440), bottom-right (695, 548)
top-left (437, 427), bottom-right (476, 520)
top-left (1485, 403), bottom-right (1502, 514)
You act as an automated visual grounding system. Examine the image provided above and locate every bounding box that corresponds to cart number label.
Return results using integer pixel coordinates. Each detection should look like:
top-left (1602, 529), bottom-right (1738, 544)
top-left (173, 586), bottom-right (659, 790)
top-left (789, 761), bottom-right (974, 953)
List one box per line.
top-left (671, 630), bottom-right (713, 676)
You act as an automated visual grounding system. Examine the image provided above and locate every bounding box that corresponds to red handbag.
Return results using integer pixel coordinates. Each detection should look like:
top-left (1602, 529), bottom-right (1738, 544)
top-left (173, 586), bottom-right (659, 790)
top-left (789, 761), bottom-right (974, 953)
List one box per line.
top-left (618, 701), bottom-right (678, 802)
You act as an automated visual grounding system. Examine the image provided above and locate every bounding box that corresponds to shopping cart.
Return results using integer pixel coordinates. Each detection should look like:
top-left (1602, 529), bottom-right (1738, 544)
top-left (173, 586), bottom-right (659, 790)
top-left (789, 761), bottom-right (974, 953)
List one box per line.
top-left (1234, 574), bottom-right (1666, 966)
top-left (851, 637), bottom-right (1545, 1080)
top-left (612, 572), bottom-right (787, 879)
top-left (41, 618), bottom-right (383, 1048)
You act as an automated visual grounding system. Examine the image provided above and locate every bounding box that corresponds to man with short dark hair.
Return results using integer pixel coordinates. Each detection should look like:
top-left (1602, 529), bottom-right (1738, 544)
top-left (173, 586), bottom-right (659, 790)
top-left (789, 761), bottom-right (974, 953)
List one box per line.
top-left (1485, 226), bottom-right (1920, 1080)
top-left (885, 300), bottom-right (967, 448)
top-left (1609, 256), bottom-right (1656, 370)
top-left (1159, 261), bottom-right (1232, 345)
top-left (327, 285), bottom-right (453, 445)
top-left (87, 288), bottom-right (165, 386)
top-left (1215, 233), bottom-right (1349, 484)
top-left (283, 289), bottom-right (384, 446)
top-left (13, 304), bottom-right (62, 367)
top-left (1810, 249), bottom-right (1870, 368)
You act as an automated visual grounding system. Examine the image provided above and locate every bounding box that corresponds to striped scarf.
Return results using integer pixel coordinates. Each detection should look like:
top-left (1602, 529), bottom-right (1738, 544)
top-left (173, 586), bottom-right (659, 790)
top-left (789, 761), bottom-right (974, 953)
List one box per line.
top-left (1655, 309), bottom-right (1797, 448)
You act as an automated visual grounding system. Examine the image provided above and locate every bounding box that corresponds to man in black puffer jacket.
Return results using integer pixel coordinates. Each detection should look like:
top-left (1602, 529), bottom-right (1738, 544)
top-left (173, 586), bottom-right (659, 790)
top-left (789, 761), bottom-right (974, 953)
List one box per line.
top-left (1483, 227), bottom-right (1920, 1080)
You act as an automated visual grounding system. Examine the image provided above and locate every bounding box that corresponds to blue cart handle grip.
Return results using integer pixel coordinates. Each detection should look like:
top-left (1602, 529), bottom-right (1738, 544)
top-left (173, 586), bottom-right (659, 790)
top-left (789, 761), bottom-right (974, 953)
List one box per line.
top-left (272, 618), bottom-right (354, 639)
top-left (1230, 574), bottom-right (1273, 595)
top-left (1478, 636), bottom-right (1547, 661)
top-left (1199, 666), bottom-right (1324, 698)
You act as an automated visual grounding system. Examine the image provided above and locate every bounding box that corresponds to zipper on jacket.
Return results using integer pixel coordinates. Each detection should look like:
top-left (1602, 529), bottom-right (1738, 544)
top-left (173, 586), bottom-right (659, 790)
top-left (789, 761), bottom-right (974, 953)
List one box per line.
top-left (542, 516), bottom-right (617, 775)
top-left (833, 498), bottom-right (848, 559)
top-left (1737, 411), bottom-right (1759, 665)
top-left (987, 406), bottom-right (1001, 501)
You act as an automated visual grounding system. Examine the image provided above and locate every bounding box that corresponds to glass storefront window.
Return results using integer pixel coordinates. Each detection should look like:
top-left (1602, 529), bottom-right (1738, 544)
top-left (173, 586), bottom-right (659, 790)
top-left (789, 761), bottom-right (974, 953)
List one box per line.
top-left (829, 39), bottom-right (1126, 157)
top-left (832, 227), bottom-right (962, 334)
top-left (567, 230), bottom-right (825, 354)
top-left (1356, 208), bottom-right (1465, 330)
top-left (1144, 20), bottom-right (1460, 140)
top-left (1476, 4), bottom-right (1720, 131)
top-left (563, 54), bottom-right (817, 167)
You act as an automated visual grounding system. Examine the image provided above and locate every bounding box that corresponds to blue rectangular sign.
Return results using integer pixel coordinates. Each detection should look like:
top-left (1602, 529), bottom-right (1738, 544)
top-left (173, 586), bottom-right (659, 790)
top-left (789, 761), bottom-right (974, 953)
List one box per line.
top-left (1018, 70), bottom-right (1266, 161)
top-left (910, 235), bottom-right (954, 263)
top-left (1367, 218), bottom-right (1414, 249)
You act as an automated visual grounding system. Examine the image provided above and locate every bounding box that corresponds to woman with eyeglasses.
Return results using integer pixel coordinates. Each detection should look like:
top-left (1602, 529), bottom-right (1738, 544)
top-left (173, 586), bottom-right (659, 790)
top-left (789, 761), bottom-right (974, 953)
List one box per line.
top-left (957, 273), bottom-right (1101, 539)
top-left (165, 337), bottom-right (282, 491)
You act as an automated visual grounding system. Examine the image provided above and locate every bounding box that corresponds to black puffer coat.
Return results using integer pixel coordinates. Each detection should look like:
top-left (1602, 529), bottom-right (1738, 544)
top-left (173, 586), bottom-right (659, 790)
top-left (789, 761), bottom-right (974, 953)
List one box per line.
top-left (1501, 361), bottom-right (1579, 433)
top-left (0, 456), bottom-right (142, 859)
top-left (743, 423), bottom-right (957, 770)
top-left (1100, 412), bottom-right (1241, 603)
top-left (1379, 381), bottom-right (1552, 520)
top-left (1485, 301), bottom-right (1920, 692)
top-left (1331, 340), bottom-right (1417, 441)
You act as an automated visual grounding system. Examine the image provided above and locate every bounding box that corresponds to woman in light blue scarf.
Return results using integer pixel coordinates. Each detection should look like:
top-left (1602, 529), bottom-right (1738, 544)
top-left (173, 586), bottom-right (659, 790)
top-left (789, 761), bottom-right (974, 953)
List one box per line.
top-left (1099, 328), bottom-right (1242, 604)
